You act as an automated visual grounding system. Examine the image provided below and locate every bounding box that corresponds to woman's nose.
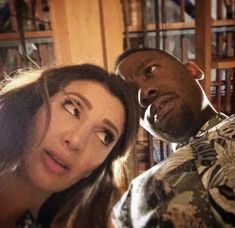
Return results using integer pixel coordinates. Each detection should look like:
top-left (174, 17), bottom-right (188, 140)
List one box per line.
top-left (64, 127), bottom-right (88, 153)
top-left (138, 87), bottom-right (158, 108)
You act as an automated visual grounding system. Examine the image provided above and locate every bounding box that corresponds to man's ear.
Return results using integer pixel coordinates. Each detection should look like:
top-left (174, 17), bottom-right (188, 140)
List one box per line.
top-left (184, 62), bottom-right (204, 80)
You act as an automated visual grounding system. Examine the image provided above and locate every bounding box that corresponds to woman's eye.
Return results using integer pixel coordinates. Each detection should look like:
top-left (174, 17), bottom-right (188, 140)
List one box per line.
top-left (145, 65), bottom-right (157, 75)
top-left (95, 129), bottom-right (115, 146)
top-left (63, 99), bottom-right (81, 118)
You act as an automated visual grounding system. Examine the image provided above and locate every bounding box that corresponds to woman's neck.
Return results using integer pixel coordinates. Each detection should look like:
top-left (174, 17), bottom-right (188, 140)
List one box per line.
top-left (0, 171), bottom-right (51, 226)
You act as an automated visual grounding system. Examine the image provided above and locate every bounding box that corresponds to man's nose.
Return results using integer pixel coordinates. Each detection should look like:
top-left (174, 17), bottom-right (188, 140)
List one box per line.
top-left (138, 88), bottom-right (158, 108)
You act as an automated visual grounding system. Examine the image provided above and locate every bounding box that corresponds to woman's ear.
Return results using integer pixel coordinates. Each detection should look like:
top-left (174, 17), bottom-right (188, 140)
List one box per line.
top-left (184, 62), bottom-right (204, 80)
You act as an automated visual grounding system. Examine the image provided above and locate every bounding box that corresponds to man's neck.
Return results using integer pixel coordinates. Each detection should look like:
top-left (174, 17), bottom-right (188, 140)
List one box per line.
top-left (191, 105), bottom-right (218, 137)
top-left (174, 105), bottom-right (219, 150)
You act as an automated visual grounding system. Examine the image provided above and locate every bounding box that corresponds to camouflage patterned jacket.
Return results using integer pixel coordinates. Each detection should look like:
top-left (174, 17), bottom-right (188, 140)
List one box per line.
top-left (112, 114), bottom-right (235, 228)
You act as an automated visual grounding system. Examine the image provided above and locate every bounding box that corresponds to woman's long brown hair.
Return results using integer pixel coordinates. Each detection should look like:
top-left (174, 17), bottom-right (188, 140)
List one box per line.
top-left (0, 64), bottom-right (139, 228)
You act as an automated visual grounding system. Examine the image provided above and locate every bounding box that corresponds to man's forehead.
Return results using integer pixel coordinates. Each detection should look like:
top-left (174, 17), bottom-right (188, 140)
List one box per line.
top-left (116, 51), bottom-right (162, 78)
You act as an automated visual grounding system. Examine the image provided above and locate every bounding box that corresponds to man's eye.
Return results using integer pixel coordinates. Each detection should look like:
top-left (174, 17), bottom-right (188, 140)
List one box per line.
top-left (63, 99), bottom-right (81, 118)
top-left (94, 129), bottom-right (115, 146)
top-left (145, 65), bottom-right (157, 75)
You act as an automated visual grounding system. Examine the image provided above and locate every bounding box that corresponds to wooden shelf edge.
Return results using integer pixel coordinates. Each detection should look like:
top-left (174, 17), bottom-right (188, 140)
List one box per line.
top-left (0, 31), bottom-right (52, 41)
top-left (212, 58), bottom-right (235, 69)
top-left (127, 19), bottom-right (235, 32)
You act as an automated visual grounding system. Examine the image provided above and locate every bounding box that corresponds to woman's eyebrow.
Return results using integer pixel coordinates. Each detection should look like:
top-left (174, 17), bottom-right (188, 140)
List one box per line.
top-left (103, 119), bottom-right (119, 136)
top-left (64, 91), bottom-right (92, 110)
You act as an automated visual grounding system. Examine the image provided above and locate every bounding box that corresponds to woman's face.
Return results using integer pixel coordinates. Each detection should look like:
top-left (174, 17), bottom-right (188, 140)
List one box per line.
top-left (22, 80), bottom-right (125, 193)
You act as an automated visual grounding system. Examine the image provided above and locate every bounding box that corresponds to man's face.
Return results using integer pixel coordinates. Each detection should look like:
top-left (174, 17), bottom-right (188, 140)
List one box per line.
top-left (116, 50), bottom-right (203, 143)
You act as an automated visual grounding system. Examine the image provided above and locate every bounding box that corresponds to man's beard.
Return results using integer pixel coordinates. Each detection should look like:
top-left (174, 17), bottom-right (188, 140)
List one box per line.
top-left (158, 103), bottom-right (193, 141)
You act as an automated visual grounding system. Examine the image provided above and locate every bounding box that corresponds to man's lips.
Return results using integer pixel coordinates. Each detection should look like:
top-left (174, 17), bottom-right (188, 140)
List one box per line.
top-left (41, 149), bottom-right (71, 174)
top-left (146, 95), bottom-right (174, 124)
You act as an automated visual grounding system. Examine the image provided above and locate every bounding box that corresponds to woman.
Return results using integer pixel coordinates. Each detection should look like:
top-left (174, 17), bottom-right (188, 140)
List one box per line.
top-left (0, 64), bottom-right (139, 227)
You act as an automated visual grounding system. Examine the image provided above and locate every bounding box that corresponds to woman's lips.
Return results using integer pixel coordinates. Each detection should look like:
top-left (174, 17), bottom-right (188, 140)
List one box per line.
top-left (41, 150), bottom-right (70, 175)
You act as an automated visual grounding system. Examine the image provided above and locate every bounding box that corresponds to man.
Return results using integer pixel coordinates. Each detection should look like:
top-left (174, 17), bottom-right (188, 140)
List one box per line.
top-left (112, 48), bottom-right (235, 227)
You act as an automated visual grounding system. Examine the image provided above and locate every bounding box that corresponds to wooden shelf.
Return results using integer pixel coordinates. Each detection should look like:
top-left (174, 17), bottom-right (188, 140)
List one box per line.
top-left (212, 58), bottom-right (235, 69)
top-left (127, 19), bottom-right (235, 32)
top-left (0, 31), bottom-right (52, 41)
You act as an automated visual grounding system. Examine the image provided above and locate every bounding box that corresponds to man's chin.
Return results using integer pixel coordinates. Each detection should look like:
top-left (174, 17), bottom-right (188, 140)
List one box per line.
top-left (141, 104), bottom-right (193, 143)
top-left (142, 123), bottom-right (187, 143)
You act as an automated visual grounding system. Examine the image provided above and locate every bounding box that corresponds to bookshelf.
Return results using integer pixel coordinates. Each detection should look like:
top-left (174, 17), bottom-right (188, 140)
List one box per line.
top-left (0, 0), bottom-right (54, 76)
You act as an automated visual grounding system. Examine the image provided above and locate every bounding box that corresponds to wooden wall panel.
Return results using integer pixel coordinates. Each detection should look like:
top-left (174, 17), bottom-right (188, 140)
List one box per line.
top-left (67, 0), bottom-right (104, 67)
top-left (48, 0), bottom-right (72, 64)
top-left (48, 0), bottom-right (123, 71)
top-left (100, 0), bottom-right (124, 70)
top-left (195, 0), bottom-right (212, 99)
